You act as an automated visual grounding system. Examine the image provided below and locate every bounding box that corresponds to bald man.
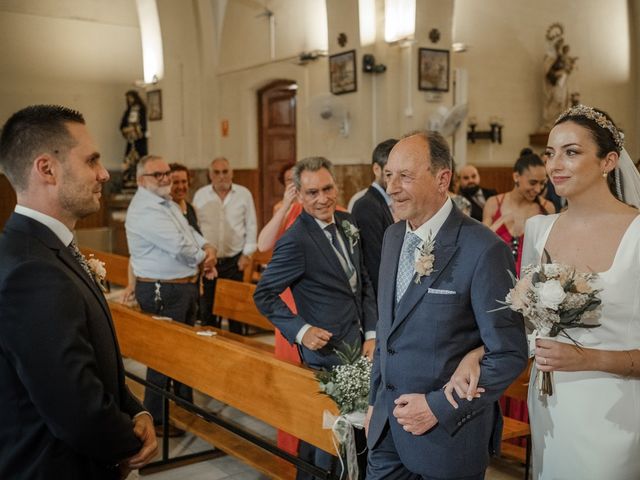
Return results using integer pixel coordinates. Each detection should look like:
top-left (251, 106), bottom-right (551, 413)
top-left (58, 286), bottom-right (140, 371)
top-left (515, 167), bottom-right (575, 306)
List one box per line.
top-left (458, 165), bottom-right (497, 221)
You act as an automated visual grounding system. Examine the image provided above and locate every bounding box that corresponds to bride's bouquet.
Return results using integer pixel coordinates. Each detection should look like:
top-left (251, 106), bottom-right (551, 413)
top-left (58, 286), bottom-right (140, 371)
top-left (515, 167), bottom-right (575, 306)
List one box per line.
top-left (493, 263), bottom-right (602, 396)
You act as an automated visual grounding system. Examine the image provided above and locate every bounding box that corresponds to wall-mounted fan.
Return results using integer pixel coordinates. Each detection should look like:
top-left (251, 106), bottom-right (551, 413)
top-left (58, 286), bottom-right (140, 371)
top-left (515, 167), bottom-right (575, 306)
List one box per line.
top-left (308, 93), bottom-right (351, 138)
top-left (428, 103), bottom-right (468, 136)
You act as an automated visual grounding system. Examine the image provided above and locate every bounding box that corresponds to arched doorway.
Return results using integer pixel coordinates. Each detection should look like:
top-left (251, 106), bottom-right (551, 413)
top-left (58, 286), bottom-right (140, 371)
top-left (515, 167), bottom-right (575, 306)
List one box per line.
top-left (257, 80), bottom-right (297, 227)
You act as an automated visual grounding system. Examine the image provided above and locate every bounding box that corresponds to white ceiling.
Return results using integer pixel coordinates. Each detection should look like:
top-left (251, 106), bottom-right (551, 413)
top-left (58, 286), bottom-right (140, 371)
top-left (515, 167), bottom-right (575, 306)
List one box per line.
top-left (0, 0), bottom-right (143, 83)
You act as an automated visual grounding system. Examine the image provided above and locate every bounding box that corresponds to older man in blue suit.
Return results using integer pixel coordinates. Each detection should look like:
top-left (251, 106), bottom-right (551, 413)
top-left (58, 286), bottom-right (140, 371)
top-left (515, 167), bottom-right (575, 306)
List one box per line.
top-left (365, 131), bottom-right (528, 479)
top-left (254, 156), bottom-right (377, 479)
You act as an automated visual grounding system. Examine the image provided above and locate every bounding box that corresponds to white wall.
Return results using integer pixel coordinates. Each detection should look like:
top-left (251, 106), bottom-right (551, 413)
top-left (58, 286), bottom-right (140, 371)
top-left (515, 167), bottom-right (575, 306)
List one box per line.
top-left (1, 0), bottom-right (636, 173)
top-left (453, 0), bottom-right (635, 166)
top-left (0, 4), bottom-right (143, 170)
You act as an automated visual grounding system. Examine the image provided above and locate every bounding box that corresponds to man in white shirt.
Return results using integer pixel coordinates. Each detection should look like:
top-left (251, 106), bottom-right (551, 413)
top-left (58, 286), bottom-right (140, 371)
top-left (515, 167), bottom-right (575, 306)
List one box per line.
top-left (193, 157), bottom-right (258, 333)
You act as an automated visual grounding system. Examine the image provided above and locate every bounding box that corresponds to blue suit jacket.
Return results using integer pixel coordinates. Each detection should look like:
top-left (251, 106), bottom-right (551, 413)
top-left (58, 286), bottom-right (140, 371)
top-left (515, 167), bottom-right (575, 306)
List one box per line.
top-left (0, 214), bottom-right (143, 479)
top-left (254, 209), bottom-right (377, 369)
top-left (367, 206), bottom-right (528, 478)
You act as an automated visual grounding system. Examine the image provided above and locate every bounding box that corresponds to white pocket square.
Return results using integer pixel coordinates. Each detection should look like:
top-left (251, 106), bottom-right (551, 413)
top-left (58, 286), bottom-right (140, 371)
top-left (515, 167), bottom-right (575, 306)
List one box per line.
top-left (427, 288), bottom-right (456, 295)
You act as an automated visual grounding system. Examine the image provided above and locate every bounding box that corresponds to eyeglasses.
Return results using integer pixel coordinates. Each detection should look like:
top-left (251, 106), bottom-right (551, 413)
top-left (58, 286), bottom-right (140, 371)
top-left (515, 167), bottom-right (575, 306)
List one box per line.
top-left (142, 170), bottom-right (172, 180)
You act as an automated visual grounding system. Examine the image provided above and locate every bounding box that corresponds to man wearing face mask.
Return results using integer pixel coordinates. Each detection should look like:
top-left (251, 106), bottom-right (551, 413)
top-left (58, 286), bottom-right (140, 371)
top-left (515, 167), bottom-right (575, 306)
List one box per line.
top-left (125, 154), bottom-right (217, 436)
top-left (458, 165), bottom-right (497, 222)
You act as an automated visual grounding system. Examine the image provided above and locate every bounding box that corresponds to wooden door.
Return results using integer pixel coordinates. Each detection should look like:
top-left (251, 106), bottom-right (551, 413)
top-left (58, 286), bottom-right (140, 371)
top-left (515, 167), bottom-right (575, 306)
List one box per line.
top-left (258, 80), bottom-right (297, 227)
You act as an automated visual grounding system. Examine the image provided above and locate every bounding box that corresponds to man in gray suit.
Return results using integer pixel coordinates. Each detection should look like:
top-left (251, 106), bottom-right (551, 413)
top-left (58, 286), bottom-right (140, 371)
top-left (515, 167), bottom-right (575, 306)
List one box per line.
top-left (254, 156), bottom-right (377, 479)
top-left (365, 131), bottom-right (527, 479)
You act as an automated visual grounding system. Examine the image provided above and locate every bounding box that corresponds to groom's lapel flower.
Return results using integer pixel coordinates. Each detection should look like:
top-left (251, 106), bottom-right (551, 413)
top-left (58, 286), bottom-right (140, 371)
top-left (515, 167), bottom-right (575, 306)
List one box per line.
top-left (86, 256), bottom-right (107, 292)
top-left (414, 234), bottom-right (435, 284)
top-left (341, 220), bottom-right (360, 253)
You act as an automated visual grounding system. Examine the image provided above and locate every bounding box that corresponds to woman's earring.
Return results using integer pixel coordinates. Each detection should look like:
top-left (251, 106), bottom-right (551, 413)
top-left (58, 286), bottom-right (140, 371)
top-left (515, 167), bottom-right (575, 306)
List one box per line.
top-left (514, 180), bottom-right (520, 187)
top-left (602, 171), bottom-right (608, 178)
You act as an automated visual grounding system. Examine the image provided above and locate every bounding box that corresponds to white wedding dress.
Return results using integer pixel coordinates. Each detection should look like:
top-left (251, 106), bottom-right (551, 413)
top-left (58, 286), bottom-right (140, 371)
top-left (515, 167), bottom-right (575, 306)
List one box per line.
top-left (521, 213), bottom-right (640, 480)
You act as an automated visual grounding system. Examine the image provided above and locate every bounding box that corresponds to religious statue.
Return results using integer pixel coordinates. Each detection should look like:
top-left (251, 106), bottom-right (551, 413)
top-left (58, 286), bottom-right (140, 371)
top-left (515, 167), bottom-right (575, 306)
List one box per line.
top-left (120, 90), bottom-right (148, 190)
top-left (541, 23), bottom-right (578, 130)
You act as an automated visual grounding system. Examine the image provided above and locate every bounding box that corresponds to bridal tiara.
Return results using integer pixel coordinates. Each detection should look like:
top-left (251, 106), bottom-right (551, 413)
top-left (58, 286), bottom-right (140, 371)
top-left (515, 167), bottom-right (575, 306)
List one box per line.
top-left (556, 104), bottom-right (624, 151)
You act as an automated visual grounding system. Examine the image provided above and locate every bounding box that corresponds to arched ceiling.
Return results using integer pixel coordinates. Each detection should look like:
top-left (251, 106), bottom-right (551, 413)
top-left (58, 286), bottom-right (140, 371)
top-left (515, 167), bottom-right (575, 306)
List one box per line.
top-left (0, 0), bottom-right (143, 83)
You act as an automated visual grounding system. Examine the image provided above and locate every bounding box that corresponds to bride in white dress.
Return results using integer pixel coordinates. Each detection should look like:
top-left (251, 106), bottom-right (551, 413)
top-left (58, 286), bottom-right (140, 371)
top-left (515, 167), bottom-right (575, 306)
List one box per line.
top-left (521, 106), bottom-right (640, 479)
top-left (444, 105), bottom-right (640, 479)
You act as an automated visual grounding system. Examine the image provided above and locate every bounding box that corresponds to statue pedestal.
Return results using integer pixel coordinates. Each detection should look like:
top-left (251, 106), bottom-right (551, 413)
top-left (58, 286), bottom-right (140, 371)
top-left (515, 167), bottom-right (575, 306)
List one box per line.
top-left (529, 131), bottom-right (550, 148)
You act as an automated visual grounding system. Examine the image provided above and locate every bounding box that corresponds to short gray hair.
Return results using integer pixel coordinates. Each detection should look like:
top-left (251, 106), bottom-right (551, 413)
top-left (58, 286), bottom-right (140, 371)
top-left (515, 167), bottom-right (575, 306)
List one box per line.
top-left (402, 130), bottom-right (452, 173)
top-left (292, 156), bottom-right (335, 190)
top-left (136, 154), bottom-right (164, 177)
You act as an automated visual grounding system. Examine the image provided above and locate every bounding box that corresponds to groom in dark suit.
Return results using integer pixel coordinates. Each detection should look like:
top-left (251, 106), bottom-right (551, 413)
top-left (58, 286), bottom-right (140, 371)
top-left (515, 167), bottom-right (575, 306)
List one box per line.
top-left (365, 131), bottom-right (527, 479)
top-left (0, 105), bottom-right (157, 479)
top-left (254, 156), bottom-right (377, 479)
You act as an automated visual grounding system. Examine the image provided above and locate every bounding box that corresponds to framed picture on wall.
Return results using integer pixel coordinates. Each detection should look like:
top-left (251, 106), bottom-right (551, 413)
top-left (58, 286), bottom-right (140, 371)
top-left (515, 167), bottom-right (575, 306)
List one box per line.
top-left (418, 48), bottom-right (450, 92)
top-left (329, 50), bottom-right (357, 95)
top-left (147, 89), bottom-right (163, 121)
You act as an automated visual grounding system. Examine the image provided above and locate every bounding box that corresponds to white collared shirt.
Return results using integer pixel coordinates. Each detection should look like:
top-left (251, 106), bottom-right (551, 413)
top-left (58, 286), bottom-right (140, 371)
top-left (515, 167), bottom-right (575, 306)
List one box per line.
top-left (405, 197), bottom-right (453, 252)
top-left (14, 205), bottom-right (74, 246)
top-left (192, 183), bottom-right (257, 258)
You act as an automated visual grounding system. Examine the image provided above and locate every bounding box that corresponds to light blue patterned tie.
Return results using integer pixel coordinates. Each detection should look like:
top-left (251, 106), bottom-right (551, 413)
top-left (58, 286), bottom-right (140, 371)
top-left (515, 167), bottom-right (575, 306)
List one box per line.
top-left (395, 232), bottom-right (422, 303)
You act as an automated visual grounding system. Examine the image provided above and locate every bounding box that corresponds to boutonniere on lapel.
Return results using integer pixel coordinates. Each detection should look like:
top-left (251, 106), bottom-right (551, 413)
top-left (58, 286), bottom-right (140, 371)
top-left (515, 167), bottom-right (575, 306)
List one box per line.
top-left (340, 220), bottom-right (360, 254)
top-left (86, 256), bottom-right (107, 292)
top-left (414, 235), bottom-right (435, 284)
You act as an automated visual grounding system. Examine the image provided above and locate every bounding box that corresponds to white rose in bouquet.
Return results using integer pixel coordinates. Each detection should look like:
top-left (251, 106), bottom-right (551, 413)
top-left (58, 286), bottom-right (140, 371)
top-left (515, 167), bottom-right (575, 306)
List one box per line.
top-left (537, 279), bottom-right (566, 310)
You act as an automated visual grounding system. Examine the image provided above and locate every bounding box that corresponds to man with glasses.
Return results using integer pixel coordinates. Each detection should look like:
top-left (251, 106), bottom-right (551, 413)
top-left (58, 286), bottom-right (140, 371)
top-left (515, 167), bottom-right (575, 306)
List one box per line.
top-left (125, 154), bottom-right (217, 437)
top-left (193, 157), bottom-right (257, 333)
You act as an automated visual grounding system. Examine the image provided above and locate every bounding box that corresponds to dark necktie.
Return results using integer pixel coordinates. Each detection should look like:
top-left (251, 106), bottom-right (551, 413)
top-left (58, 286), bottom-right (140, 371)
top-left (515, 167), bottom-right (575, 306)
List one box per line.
top-left (68, 240), bottom-right (98, 286)
top-left (325, 224), bottom-right (348, 261)
top-left (325, 224), bottom-right (354, 276)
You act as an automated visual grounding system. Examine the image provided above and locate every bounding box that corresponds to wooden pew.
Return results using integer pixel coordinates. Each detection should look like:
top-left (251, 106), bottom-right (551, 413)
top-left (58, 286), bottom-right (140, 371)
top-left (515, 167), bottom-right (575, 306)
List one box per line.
top-left (110, 302), bottom-right (337, 460)
top-left (243, 250), bottom-right (272, 283)
top-left (212, 279), bottom-right (274, 332)
top-left (79, 248), bottom-right (275, 333)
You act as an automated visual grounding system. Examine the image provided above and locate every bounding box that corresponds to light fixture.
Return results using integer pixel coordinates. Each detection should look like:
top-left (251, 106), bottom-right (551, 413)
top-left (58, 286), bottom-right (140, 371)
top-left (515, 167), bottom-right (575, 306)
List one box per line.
top-left (363, 54), bottom-right (387, 74)
top-left (467, 117), bottom-right (503, 144)
top-left (359, 0), bottom-right (376, 46)
top-left (135, 0), bottom-right (164, 84)
top-left (384, 0), bottom-right (416, 44)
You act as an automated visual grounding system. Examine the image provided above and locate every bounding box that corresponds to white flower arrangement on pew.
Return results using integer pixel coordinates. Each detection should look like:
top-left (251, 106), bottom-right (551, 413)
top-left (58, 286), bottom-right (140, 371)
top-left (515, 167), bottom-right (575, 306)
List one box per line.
top-left (491, 260), bottom-right (602, 396)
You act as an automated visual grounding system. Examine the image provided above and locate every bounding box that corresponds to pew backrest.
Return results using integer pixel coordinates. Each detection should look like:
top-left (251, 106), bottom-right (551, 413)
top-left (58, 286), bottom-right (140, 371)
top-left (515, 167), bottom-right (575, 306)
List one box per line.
top-left (213, 279), bottom-right (274, 331)
top-left (110, 302), bottom-right (336, 453)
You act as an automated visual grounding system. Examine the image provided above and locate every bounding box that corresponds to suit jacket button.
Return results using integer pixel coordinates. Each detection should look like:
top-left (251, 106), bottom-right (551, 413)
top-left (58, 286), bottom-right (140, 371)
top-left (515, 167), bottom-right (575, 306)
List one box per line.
top-left (387, 348), bottom-right (395, 355)
top-left (386, 384), bottom-right (396, 391)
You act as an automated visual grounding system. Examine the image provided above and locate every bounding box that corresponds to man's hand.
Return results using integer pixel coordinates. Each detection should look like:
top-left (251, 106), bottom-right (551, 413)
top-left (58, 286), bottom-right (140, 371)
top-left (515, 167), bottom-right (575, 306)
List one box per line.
top-left (237, 254), bottom-right (251, 272)
top-left (124, 413), bottom-right (158, 470)
top-left (202, 246), bottom-right (218, 280)
top-left (364, 405), bottom-right (374, 438)
top-left (393, 393), bottom-right (437, 435)
top-left (362, 339), bottom-right (375, 361)
top-left (120, 284), bottom-right (136, 305)
top-left (301, 326), bottom-right (332, 350)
